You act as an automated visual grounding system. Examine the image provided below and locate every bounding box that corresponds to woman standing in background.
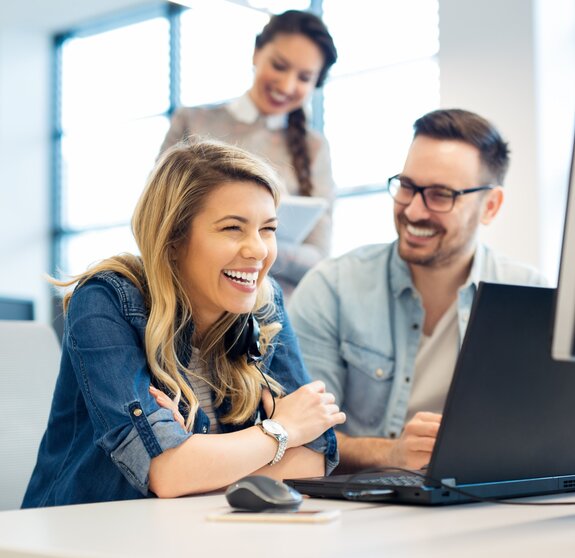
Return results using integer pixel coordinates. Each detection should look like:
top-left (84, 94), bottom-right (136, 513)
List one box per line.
top-left (159, 10), bottom-right (338, 296)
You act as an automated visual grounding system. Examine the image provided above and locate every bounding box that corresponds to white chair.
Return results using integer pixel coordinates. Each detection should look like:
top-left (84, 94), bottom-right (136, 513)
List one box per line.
top-left (0, 321), bottom-right (60, 510)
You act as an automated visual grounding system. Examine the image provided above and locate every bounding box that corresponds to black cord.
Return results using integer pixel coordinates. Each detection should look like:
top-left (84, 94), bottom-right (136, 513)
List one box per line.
top-left (254, 361), bottom-right (275, 419)
top-left (342, 466), bottom-right (575, 506)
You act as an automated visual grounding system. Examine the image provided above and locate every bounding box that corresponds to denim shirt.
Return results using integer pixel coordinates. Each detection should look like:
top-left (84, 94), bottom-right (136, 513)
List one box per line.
top-left (288, 241), bottom-right (547, 440)
top-left (22, 272), bottom-right (337, 508)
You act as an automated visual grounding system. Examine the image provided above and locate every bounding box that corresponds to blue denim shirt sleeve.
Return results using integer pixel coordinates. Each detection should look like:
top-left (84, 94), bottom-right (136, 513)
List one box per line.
top-left (66, 278), bottom-right (193, 495)
top-left (264, 279), bottom-right (339, 475)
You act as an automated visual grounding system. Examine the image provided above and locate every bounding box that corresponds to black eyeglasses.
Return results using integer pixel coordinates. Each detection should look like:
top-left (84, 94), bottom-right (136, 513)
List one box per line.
top-left (387, 174), bottom-right (494, 213)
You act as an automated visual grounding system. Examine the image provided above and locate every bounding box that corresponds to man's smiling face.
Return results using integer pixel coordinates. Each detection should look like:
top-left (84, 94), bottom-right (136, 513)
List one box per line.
top-left (394, 135), bottom-right (494, 269)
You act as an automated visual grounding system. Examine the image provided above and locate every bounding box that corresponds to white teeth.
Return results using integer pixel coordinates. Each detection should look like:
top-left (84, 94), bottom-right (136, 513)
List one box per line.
top-left (269, 90), bottom-right (288, 102)
top-left (406, 224), bottom-right (437, 238)
top-left (223, 270), bottom-right (259, 285)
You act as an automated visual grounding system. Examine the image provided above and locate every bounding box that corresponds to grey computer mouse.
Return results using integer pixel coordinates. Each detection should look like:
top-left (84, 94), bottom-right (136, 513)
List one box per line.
top-left (225, 475), bottom-right (303, 512)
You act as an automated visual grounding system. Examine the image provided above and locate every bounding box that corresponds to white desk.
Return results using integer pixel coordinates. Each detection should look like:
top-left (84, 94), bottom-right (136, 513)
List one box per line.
top-left (1, 493), bottom-right (574, 558)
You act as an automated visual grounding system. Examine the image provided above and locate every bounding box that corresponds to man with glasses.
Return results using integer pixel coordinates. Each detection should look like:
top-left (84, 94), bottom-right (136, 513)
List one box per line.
top-left (288, 108), bottom-right (546, 472)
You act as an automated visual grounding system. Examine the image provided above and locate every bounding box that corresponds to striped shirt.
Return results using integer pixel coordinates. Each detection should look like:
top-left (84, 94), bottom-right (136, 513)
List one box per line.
top-left (185, 348), bottom-right (220, 433)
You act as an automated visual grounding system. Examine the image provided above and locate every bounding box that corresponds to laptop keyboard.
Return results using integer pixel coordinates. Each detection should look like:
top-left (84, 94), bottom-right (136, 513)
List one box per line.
top-left (355, 474), bottom-right (423, 487)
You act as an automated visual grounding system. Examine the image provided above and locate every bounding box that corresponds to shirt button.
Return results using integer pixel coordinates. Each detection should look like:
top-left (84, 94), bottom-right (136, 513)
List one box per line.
top-left (375, 368), bottom-right (384, 378)
top-left (389, 432), bottom-right (397, 439)
top-left (405, 377), bottom-right (411, 383)
top-left (132, 408), bottom-right (143, 417)
top-left (412, 323), bottom-right (419, 330)
top-left (202, 426), bottom-right (208, 433)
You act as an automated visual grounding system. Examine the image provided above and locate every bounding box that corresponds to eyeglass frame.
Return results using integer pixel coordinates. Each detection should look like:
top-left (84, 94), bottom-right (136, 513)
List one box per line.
top-left (386, 174), bottom-right (495, 213)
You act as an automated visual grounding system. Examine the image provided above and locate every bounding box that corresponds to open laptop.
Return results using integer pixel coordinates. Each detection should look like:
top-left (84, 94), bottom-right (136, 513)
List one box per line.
top-left (286, 282), bottom-right (575, 505)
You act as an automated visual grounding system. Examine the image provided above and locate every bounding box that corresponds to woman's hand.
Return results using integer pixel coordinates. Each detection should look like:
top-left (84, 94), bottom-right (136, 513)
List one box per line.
top-left (262, 380), bottom-right (346, 448)
top-left (149, 385), bottom-right (186, 430)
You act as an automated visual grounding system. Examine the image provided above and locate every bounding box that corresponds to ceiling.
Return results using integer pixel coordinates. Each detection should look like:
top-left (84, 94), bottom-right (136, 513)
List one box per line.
top-left (0, 0), bottom-right (310, 34)
top-left (0, 0), bottom-right (160, 33)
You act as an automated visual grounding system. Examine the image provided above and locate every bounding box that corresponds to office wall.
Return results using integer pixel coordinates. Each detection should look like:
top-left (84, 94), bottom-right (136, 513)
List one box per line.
top-left (0, 30), bottom-right (52, 322)
top-left (440, 0), bottom-right (575, 283)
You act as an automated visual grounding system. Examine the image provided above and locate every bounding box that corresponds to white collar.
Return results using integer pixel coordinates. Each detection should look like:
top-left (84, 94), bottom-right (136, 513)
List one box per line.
top-left (227, 92), bottom-right (287, 131)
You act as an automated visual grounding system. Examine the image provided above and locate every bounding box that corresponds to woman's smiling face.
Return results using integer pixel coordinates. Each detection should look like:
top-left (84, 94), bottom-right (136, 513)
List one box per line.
top-left (176, 180), bottom-right (278, 334)
top-left (249, 32), bottom-right (324, 116)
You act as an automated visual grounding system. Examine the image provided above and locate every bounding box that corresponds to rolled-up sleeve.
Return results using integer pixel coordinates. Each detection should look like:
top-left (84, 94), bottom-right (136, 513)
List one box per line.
top-left (303, 428), bottom-right (339, 476)
top-left (111, 408), bottom-right (191, 494)
top-left (67, 279), bottom-right (193, 494)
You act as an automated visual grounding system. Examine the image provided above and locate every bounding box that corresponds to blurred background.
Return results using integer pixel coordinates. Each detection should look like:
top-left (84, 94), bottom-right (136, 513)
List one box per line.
top-left (0, 0), bottom-right (574, 326)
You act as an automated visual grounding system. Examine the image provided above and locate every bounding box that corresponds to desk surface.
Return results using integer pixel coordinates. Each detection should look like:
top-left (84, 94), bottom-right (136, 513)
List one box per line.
top-left (1, 493), bottom-right (575, 558)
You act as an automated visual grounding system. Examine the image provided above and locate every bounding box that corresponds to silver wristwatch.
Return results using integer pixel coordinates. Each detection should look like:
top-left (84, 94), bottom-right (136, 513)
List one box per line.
top-left (258, 418), bottom-right (288, 465)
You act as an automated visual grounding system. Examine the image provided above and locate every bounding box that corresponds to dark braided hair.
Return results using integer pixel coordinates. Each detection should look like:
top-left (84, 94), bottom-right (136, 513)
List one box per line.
top-left (255, 10), bottom-right (337, 196)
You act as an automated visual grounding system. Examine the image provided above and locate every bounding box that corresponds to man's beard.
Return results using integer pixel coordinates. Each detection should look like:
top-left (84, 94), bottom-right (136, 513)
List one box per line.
top-left (397, 213), bottom-right (478, 269)
top-left (399, 244), bottom-right (448, 267)
top-left (396, 214), bottom-right (448, 267)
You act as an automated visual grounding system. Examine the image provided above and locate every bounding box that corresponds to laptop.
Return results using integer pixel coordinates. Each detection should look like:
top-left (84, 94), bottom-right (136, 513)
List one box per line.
top-left (285, 282), bottom-right (575, 505)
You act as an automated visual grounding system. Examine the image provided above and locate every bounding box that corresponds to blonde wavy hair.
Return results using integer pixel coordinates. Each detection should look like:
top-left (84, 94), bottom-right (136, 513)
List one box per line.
top-left (56, 138), bottom-right (284, 430)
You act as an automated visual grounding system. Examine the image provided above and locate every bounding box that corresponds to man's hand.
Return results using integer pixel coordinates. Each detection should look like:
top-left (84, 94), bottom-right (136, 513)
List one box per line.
top-left (388, 412), bottom-right (442, 470)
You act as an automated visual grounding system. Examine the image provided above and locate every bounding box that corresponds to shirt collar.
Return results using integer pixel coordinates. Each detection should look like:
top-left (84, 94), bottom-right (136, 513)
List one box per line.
top-left (227, 92), bottom-right (287, 131)
top-left (389, 240), bottom-right (485, 298)
top-left (390, 240), bottom-right (415, 298)
top-left (465, 243), bottom-right (487, 289)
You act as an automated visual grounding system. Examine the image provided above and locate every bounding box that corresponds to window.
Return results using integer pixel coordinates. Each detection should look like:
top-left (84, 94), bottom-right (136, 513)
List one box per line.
top-left (53, 1), bottom-right (439, 278)
top-left (322, 0), bottom-right (439, 254)
top-left (179, 3), bottom-right (268, 106)
top-left (55, 9), bottom-right (172, 275)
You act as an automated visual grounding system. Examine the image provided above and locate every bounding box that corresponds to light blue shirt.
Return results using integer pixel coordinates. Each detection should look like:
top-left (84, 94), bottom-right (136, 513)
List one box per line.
top-left (288, 241), bottom-right (547, 439)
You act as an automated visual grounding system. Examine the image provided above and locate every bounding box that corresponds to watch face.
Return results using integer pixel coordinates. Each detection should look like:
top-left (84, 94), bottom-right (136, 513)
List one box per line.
top-left (262, 419), bottom-right (285, 436)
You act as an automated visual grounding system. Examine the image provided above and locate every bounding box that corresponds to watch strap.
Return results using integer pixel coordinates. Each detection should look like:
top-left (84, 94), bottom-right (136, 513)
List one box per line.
top-left (258, 422), bottom-right (288, 465)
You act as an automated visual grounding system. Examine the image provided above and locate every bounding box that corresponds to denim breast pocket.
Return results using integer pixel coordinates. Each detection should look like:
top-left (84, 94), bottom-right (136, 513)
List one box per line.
top-left (340, 341), bottom-right (395, 430)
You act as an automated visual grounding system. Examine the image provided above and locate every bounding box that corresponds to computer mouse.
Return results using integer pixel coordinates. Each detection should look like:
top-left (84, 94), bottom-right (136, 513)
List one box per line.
top-left (225, 475), bottom-right (303, 512)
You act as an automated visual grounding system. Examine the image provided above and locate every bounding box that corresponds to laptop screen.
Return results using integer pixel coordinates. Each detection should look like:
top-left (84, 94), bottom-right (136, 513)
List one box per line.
top-left (430, 283), bottom-right (575, 485)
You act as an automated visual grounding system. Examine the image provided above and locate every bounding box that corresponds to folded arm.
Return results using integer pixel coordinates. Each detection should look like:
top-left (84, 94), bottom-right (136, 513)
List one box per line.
top-left (149, 381), bottom-right (345, 497)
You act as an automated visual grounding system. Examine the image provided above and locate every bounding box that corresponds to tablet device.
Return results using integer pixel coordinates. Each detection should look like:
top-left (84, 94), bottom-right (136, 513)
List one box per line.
top-left (276, 196), bottom-right (328, 245)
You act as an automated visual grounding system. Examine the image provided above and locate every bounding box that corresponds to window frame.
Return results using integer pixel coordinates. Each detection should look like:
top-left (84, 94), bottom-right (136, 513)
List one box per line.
top-left (50, 2), bottom-right (185, 279)
top-left (50, 0), bottom-right (439, 283)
